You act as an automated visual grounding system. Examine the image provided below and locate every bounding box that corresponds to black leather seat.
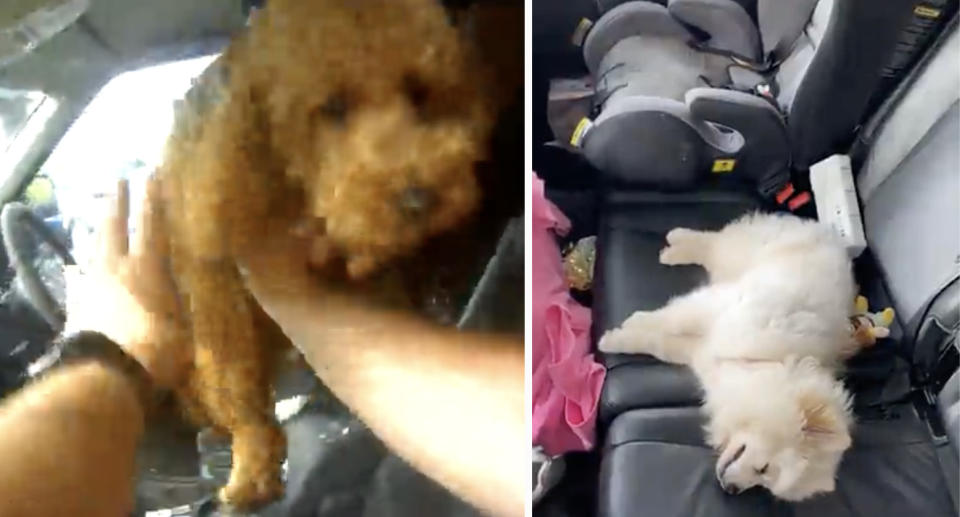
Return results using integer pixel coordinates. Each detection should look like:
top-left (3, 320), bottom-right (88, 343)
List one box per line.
top-left (594, 187), bottom-right (765, 424)
top-left (599, 404), bottom-right (957, 517)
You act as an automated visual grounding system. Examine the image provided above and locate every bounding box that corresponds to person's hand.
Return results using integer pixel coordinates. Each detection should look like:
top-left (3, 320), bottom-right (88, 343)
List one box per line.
top-left (63, 178), bottom-right (188, 389)
top-left (238, 222), bottom-right (408, 350)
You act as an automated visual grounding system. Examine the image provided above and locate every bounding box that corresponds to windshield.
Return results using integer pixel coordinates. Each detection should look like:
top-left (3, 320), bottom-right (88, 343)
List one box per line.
top-left (36, 54), bottom-right (217, 265)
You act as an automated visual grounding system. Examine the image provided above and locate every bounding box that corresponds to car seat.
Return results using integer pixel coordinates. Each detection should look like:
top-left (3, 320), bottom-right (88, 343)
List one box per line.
top-left (574, 0), bottom-right (918, 195)
top-left (591, 17), bottom-right (959, 516)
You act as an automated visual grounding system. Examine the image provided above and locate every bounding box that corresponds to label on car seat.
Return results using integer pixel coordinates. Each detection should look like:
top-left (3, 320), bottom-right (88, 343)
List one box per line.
top-left (914, 5), bottom-right (941, 18)
top-left (711, 159), bottom-right (736, 173)
top-left (571, 18), bottom-right (593, 47)
top-left (570, 117), bottom-right (593, 148)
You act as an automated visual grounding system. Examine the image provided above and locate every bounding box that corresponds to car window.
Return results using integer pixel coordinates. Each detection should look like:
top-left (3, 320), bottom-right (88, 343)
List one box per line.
top-left (36, 53), bottom-right (218, 265)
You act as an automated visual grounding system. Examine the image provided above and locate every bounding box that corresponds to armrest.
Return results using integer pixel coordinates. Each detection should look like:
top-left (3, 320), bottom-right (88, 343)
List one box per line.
top-left (583, 1), bottom-right (690, 74)
top-left (686, 88), bottom-right (790, 194)
top-left (668, 0), bottom-right (760, 61)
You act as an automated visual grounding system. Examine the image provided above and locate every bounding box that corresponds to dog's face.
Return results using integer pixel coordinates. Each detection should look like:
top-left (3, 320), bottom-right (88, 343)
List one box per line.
top-left (239, 0), bottom-right (494, 278)
top-left (712, 387), bottom-right (852, 501)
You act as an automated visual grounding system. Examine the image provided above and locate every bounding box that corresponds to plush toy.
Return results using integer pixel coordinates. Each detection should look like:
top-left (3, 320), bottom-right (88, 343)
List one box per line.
top-left (562, 236), bottom-right (596, 291)
top-left (850, 295), bottom-right (895, 347)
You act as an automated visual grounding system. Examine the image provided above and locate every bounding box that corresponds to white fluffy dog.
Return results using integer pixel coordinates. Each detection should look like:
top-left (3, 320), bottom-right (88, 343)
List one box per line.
top-left (599, 212), bottom-right (863, 501)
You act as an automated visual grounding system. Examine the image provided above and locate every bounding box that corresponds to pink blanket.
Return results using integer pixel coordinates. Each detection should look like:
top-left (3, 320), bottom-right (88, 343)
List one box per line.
top-left (531, 172), bottom-right (606, 456)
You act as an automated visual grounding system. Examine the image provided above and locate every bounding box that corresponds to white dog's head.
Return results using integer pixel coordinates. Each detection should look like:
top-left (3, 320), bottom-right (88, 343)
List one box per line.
top-left (703, 357), bottom-right (853, 501)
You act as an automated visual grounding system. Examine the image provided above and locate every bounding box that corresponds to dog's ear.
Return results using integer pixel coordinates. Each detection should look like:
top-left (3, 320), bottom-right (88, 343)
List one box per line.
top-left (799, 394), bottom-right (852, 452)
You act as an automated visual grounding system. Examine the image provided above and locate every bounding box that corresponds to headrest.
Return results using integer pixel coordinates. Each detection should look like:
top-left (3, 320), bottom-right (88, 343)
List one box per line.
top-left (757, 0), bottom-right (821, 60)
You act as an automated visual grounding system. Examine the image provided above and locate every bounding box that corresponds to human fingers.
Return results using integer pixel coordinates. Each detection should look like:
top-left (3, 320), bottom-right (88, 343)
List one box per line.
top-left (96, 179), bottom-right (131, 269)
top-left (131, 176), bottom-right (170, 261)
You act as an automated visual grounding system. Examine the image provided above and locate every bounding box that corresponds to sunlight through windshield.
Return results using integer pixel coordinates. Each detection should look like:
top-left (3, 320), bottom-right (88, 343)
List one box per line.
top-left (38, 53), bottom-right (218, 265)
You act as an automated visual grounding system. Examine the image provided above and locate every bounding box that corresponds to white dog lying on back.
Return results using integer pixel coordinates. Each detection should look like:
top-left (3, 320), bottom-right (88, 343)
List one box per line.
top-left (599, 212), bottom-right (863, 501)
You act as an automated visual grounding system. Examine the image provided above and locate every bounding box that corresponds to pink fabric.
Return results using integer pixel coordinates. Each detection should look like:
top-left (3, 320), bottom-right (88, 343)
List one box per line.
top-left (531, 172), bottom-right (606, 456)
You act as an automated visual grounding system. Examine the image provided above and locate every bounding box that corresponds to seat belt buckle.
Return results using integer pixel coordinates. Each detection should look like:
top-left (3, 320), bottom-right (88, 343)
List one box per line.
top-left (756, 170), bottom-right (790, 199)
top-left (771, 181), bottom-right (812, 212)
top-left (775, 182), bottom-right (795, 204)
top-left (787, 191), bottom-right (812, 211)
top-left (754, 83), bottom-right (774, 99)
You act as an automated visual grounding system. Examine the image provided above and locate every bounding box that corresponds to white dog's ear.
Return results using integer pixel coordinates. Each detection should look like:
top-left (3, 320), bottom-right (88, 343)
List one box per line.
top-left (799, 395), bottom-right (852, 452)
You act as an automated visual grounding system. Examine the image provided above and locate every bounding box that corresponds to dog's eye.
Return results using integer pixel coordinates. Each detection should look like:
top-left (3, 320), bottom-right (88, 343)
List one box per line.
top-left (403, 74), bottom-right (431, 118)
top-left (756, 464), bottom-right (769, 475)
top-left (314, 92), bottom-right (349, 124)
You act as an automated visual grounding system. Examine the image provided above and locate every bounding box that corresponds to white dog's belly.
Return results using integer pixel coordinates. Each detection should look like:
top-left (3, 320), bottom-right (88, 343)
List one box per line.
top-left (703, 272), bottom-right (852, 365)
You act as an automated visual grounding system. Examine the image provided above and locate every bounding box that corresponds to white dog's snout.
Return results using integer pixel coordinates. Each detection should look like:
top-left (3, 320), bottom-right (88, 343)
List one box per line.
top-left (716, 443), bottom-right (746, 481)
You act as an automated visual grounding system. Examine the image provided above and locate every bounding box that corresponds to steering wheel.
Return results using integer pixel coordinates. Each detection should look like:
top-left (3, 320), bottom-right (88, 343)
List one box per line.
top-left (1, 202), bottom-right (76, 332)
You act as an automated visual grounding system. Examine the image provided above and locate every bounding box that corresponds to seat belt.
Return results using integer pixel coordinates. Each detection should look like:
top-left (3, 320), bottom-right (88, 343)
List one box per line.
top-left (758, 0), bottom-right (821, 67)
top-left (697, 0), bottom-right (820, 75)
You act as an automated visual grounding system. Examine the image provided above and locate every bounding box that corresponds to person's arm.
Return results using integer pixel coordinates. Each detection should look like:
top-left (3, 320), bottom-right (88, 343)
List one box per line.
top-left (0, 179), bottom-right (186, 517)
top-left (243, 236), bottom-right (524, 517)
top-left (0, 361), bottom-right (145, 517)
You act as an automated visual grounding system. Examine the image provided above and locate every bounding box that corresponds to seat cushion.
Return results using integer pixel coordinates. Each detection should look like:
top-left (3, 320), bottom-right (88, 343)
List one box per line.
top-left (599, 404), bottom-right (958, 517)
top-left (593, 187), bottom-right (765, 424)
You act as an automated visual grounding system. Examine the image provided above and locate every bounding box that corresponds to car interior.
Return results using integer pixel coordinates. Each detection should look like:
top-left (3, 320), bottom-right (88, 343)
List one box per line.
top-left (0, 1), bottom-right (521, 516)
top-left (533, 0), bottom-right (959, 516)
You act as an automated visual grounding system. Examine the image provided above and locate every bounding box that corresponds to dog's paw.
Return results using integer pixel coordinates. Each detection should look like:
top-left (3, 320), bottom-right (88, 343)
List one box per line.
top-left (665, 227), bottom-right (695, 246)
top-left (217, 422), bottom-right (287, 510)
top-left (659, 245), bottom-right (683, 266)
top-left (661, 228), bottom-right (697, 266)
top-left (597, 311), bottom-right (658, 354)
top-left (218, 473), bottom-right (284, 511)
top-left (597, 329), bottom-right (631, 353)
top-left (598, 312), bottom-right (652, 353)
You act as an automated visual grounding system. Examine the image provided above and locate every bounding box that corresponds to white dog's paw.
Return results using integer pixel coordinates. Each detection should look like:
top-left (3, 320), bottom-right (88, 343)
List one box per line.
top-left (598, 329), bottom-right (632, 353)
top-left (661, 228), bottom-right (698, 266)
top-left (659, 245), bottom-right (683, 266)
top-left (660, 243), bottom-right (696, 266)
top-left (598, 312), bottom-right (656, 354)
top-left (665, 227), bottom-right (696, 246)
top-left (621, 310), bottom-right (654, 329)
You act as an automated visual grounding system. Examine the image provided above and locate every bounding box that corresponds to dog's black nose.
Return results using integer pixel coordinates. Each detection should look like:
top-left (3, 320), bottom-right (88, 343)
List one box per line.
top-left (398, 186), bottom-right (435, 218)
top-left (721, 481), bottom-right (742, 495)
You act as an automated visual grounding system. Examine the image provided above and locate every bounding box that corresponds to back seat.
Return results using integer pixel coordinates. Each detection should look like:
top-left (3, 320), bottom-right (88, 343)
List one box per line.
top-left (595, 187), bottom-right (764, 423)
top-left (592, 20), bottom-right (959, 517)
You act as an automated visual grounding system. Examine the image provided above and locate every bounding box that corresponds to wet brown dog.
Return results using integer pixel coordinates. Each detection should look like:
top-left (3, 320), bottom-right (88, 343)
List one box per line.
top-left (156, 0), bottom-right (506, 508)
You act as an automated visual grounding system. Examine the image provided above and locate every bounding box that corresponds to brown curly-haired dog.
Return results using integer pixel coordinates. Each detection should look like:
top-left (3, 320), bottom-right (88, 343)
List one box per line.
top-left (156, 0), bottom-right (506, 508)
